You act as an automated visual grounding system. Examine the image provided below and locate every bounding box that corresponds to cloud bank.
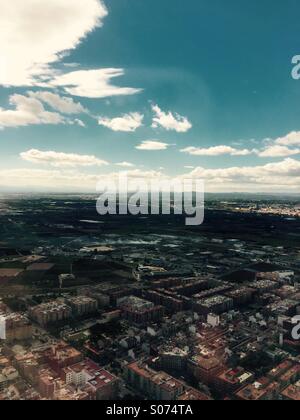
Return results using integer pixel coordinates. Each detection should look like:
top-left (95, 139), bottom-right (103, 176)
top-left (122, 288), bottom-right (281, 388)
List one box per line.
top-left (2, 158), bottom-right (299, 192)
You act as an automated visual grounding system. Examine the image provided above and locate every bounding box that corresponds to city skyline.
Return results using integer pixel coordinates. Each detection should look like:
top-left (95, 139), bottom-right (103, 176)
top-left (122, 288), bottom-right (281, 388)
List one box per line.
top-left (1, 0), bottom-right (300, 193)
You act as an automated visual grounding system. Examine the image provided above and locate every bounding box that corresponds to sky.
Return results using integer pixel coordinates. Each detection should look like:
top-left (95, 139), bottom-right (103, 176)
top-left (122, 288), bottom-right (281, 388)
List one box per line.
top-left (1, 0), bottom-right (300, 193)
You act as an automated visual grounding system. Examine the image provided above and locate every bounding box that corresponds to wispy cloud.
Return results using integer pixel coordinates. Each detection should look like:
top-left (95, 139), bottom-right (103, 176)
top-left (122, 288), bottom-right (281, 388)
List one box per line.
top-left (28, 91), bottom-right (87, 115)
top-left (115, 162), bottom-right (135, 167)
top-left (136, 140), bottom-right (171, 151)
top-left (48, 69), bottom-right (142, 99)
top-left (181, 145), bottom-right (252, 156)
top-left (20, 149), bottom-right (109, 168)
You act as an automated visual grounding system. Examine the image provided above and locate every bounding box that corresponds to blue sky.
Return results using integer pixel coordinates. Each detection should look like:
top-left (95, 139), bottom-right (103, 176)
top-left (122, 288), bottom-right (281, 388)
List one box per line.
top-left (0, 0), bottom-right (300, 192)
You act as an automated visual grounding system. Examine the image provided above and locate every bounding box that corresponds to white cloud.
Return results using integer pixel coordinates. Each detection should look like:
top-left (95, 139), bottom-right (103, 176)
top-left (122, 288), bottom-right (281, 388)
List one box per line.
top-left (48, 69), bottom-right (142, 98)
top-left (151, 104), bottom-right (192, 133)
top-left (181, 139), bottom-right (300, 158)
top-left (20, 149), bottom-right (108, 168)
top-left (1, 159), bottom-right (299, 192)
top-left (184, 158), bottom-right (300, 191)
top-left (117, 169), bottom-right (163, 179)
top-left (0, 1), bottom-right (141, 99)
top-left (0, 93), bottom-right (87, 128)
top-left (0, 0), bottom-right (108, 87)
top-left (73, 119), bottom-right (86, 128)
top-left (0, 168), bottom-right (163, 191)
top-left (257, 145), bottom-right (300, 158)
top-left (181, 145), bottom-right (252, 156)
top-left (275, 131), bottom-right (300, 147)
top-left (116, 162), bottom-right (135, 168)
top-left (0, 168), bottom-right (99, 190)
top-left (136, 140), bottom-right (171, 151)
top-left (0, 94), bottom-right (66, 128)
top-left (99, 113), bottom-right (144, 132)
top-left (63, 63), bottom-right (81, 68)
top-left (248, 131), bottom-right (300, 158)
top-left (28, 91), bottom-right (87, 114)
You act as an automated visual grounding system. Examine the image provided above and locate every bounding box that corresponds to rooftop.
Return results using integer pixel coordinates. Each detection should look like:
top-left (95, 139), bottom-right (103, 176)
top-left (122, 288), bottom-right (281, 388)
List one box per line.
top-left (64, 359), bottom-right (117, 390)
top-left (178, 389), bottom-right (210, 400)
top-left (0, 269), bottom-right (23, 278)
top-left (26, 263), bottom-right (55, 272)
top-left (281, 381), bottom-right (300, 401)
top-left (236, 379), bottom-right (280, 401)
